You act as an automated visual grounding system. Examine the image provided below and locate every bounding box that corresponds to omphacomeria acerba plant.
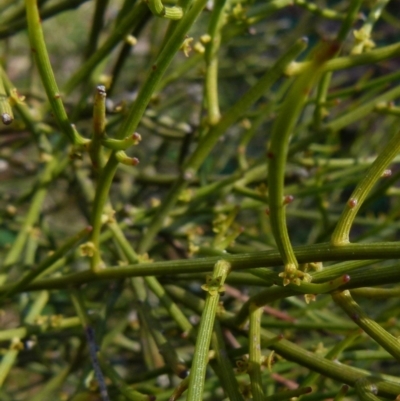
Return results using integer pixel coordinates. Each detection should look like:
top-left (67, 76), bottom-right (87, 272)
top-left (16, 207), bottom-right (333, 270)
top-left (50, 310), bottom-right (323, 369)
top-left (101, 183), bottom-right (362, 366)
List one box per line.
top-left (0, 0), bottom-right (400, 400)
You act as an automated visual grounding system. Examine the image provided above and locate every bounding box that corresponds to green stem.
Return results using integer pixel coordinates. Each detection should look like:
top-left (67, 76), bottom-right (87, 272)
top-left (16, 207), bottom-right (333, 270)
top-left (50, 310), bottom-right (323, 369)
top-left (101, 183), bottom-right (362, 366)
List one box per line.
top-left (14, 242), bottom-right (400, 292)
top-left (335, 0), bottom-right (363, 43)
top-left (285, 42), bottom-right (400, 76)
top-left (89, 85), bottom-right (106, 172)
top-left (90, 155), bottom-right (118, 272)
top-left (0, 342), bottom-right (20, 387)
top-left (186, 260), bottom-right (230, 401)
top-left (0, 71), bottom-right (13, 125)
top-left (268, 41), bottom-right (337, 282)
top-left (204, 0), bottom-right (228, 125)
top-left (248, 305), bottom-right (264, 401)
top-left (300, 330), bottom-right (361, 388)
top-left (24, 0), bottom-right (84, 144)
top-left (85, 0), bottom-right (110, 58)
top-left (331, 129), bottom-right (400, 245)
top-left (332, 290), bottom-right (400, 361)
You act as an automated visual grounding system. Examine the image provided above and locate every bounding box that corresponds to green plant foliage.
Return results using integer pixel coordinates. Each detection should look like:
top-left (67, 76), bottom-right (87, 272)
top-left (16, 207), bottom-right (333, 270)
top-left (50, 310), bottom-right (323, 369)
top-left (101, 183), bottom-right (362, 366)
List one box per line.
top-left (1, 0), bottom-right (400, 400)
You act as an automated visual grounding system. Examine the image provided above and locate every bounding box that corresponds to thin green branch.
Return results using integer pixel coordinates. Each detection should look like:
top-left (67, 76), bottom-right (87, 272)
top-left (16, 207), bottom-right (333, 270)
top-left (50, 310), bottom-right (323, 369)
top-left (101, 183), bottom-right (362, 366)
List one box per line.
top-left (331, 130), bottom-right (400, 245)
top-left (332, 290), bottom-right (400, 361)
top-left (13, 242), bottom-right (400, 293)
top-left (186, 260), bottom-right (230, 401)
top-left (24, 0), bottom-right (85, 144)
top-left (248, 305), bottom-right (264, 401)
top-left (203, 0), bottom-right (228, 125)
top-left (267, 41), bottom-right (337, 284)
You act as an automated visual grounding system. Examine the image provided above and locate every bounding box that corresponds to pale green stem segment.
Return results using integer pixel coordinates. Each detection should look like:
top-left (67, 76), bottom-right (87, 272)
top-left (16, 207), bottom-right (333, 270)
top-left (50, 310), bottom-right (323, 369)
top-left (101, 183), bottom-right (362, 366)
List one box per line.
top-left (248, 305), bottom-right (264, 401)
top-left (331, 129), bottom-right (400, 245)
top-left (0, 340), bottom-right (20, 386)
top-left (137, 38), bottom-right (308, 253)
top-left (25, 290), bottom-right (49, 324)
top-left (90, 85), bottom-right (107, 172)
top-left (146, 0), bottom-right (183, 19)
top-left (267, 42), bottom-right (337, 284)
top-left (115, 150), bottom-right (139, 166)
top-left (186, 260), bottom-right (230, 401)
top-left (332, 290), bottom-right (400, 361)
top-left (350, 287), bottom-right (400, 298)
top-left (0, 71), bottom-right (13, 125)
top-left (285, 42), bottom-right (400, 76)
top-left (204, 0), bottom-right (228, 125)
top-left (354, 378), bottom-right (381, 401)
top-left (89, 157), bottom-right (117, 273)
top-left (101, 132), bottom-right (141, 151)
top-left (351, 0), bottom-right (390, 55)
top-left (313, 71), bottom-right (332, 130)
top-left (24, 0), bottom-right (85, 144)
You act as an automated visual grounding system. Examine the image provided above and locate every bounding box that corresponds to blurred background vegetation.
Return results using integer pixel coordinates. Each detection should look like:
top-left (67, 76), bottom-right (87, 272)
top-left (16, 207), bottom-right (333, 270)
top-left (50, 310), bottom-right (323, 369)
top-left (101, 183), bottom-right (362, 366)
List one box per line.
top-left (1, 0), bottom-right (400, 400)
